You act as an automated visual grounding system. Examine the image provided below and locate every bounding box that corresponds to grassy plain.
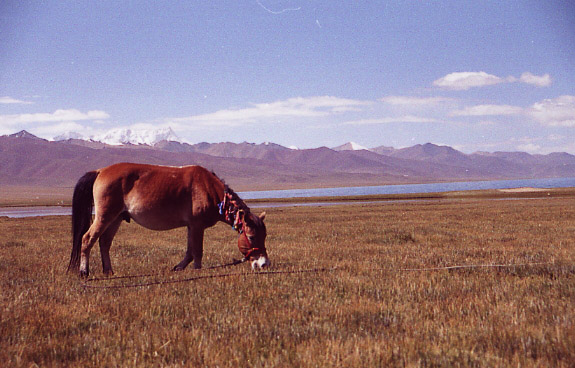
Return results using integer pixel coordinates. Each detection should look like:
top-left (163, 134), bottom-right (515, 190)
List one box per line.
top-left (1, 196), bottom-right (574, 367)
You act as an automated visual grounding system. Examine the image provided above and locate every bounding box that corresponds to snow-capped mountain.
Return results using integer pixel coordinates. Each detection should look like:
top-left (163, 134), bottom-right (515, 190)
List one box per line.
top-left (54, 127), bottom-right (183, 146)
top-left (332, 141), bottom-right (370, 151)
top-left (93, 127), bottom-right (181, 145)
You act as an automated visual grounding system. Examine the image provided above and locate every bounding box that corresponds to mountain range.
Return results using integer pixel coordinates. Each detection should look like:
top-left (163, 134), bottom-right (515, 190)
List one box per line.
top-left (2, 130), bottom-right (575, 190)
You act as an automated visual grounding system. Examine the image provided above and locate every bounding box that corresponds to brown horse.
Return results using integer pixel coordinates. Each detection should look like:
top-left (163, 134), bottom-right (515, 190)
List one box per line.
top-left (67, 163), bottom-right (269, 277)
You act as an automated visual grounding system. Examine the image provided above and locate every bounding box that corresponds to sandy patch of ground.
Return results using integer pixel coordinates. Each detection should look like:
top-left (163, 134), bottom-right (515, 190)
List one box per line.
top-left (498, 187), bottom-right (548, 193)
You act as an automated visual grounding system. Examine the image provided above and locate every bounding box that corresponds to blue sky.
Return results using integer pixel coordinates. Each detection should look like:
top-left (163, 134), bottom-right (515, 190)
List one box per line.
top-left (1, 1), bottom-right (574, 153)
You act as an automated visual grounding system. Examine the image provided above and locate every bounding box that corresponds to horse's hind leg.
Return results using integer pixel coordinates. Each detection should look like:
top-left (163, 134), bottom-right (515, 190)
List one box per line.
top-left (99, 216), bottom-right (123, 276)
top-left (80, 221), bottom-right (105, 278)
top-left (80, 215), bottom-right (118, 277)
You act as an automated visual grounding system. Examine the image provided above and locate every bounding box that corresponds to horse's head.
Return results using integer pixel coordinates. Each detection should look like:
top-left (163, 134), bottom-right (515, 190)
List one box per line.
top-left (238, 211), bottom-right (269, 270)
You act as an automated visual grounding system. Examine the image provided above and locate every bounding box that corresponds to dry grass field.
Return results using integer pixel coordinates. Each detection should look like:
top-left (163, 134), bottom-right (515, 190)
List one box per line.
top-left (1, 196), bottom-right (574, 367)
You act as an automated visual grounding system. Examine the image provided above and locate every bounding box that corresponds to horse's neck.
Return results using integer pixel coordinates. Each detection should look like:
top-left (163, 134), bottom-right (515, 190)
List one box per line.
top-left (224, 186), bottom-right (249, 212)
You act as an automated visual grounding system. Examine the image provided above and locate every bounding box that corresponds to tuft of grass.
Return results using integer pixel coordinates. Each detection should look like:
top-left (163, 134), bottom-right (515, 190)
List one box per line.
top-left (0, 197), bottom-right (574, 367)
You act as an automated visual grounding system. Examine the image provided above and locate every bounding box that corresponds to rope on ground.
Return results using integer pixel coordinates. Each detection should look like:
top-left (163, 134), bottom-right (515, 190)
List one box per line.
top-left (84, 258), bottom-right (246, 283)
top-left (82, 268), bottom-right (335, 289)
top-left (379, 261), bottom-right (552, 272)
top-left (81, 261), bottom-right (555, 290)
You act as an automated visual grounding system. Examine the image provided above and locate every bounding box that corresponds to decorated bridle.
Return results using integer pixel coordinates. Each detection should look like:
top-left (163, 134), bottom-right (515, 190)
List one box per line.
top-left (218, 186), bottom-right (263, 259)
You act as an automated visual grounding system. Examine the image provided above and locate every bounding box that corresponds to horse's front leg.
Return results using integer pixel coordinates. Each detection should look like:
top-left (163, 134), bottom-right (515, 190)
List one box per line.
top-left (173, 226), bottom-right (205, 271)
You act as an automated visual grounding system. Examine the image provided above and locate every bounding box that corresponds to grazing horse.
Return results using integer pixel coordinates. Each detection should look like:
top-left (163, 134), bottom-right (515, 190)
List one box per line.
top-left (67, 163), bottom-right (269, 277)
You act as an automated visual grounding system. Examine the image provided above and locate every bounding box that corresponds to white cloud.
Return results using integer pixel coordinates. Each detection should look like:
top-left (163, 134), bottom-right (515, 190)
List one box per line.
top-left (0, 109), bottom-right (111, 139)
top-left (519, 72), bottom-right (552, 87)
top-left (0, 96), bottom-right (33, 104)
top-left (169, 96), bottom-right (372, 127)
top-left (0, 109), bottom-right (110, 127)
top-left (527, 95), bottom-right (575, 127)
top-left (343, 115), bottom-right (440, 125)
top-left (380, 96), bottom-right (456, 105)
top-left (433, 72), bottom-right (506, 90)
top-left (450, 104), bottom-right (524, 117)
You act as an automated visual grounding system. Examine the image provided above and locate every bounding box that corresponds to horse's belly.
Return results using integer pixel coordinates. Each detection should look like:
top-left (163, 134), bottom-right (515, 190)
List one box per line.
top-left (126, 202), bottom-right (190, 230)
top-left (129, 211), bottom-right (188, 231)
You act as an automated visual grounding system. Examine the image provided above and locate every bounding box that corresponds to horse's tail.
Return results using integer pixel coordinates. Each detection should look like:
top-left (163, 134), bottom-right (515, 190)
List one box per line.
top-left (68, 170), bottom-right (99, 272)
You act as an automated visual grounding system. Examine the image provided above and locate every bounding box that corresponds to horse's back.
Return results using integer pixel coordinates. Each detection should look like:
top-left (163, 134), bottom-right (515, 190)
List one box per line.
top-left (93, 163), bottom-right (222, 230)
top-left (96, 163), bottom-right (213, 188)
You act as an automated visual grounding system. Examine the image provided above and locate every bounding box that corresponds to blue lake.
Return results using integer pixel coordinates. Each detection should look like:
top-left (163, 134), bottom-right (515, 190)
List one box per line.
top-left (239, 177), bottom-right (575, 200)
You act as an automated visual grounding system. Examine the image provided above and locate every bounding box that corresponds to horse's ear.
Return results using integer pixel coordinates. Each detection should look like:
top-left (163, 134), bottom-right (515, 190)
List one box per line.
top-left (259, 211), bottom-right (266, 221)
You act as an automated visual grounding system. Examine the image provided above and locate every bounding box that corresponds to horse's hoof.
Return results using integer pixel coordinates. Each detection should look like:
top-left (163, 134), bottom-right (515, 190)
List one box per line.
top-left (173, 266), bottom-right (184, 272)
top-left (79, 270), bottom-right (89, 279)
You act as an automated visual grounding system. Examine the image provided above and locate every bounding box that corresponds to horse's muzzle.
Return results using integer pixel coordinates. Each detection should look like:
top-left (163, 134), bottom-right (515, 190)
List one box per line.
top-left (251, 255), bottom-right (270, 270)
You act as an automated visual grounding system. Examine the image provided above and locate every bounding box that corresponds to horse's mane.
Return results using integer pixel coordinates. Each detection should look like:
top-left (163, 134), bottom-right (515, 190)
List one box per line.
top-left (211, 170), bottom-right (251, 213)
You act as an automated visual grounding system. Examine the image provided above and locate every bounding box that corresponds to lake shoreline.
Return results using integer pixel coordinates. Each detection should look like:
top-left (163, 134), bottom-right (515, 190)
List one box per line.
top-left (3, 187), bottom-right (575, 218)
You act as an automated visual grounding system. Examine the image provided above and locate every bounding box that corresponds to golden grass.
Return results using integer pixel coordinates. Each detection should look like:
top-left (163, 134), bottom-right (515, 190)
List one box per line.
top-left (1, 198), bottom-right (574, 367)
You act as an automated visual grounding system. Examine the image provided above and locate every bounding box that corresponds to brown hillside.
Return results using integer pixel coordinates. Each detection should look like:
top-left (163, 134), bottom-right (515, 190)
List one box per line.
top-left (2, 132), bottom-right (575, 190)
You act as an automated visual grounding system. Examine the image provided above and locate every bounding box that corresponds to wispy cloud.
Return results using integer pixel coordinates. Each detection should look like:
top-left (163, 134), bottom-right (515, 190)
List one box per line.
top-left (256, 0), bottom-right (301, 14)
top-left (342, 115), bottom-right (440, 125)
top-left (0, 96), bottom-right (33, 105)
top-left (433, 71), bottom-right (552, 90)
top-left (516, 142), bottom-right (542, 153)
top-left (450, 104), bottom-right (524, 117)
top-left (169, 96), bottom-right (372, 127)
top-left (380, 96), bottom-right (456, 106)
